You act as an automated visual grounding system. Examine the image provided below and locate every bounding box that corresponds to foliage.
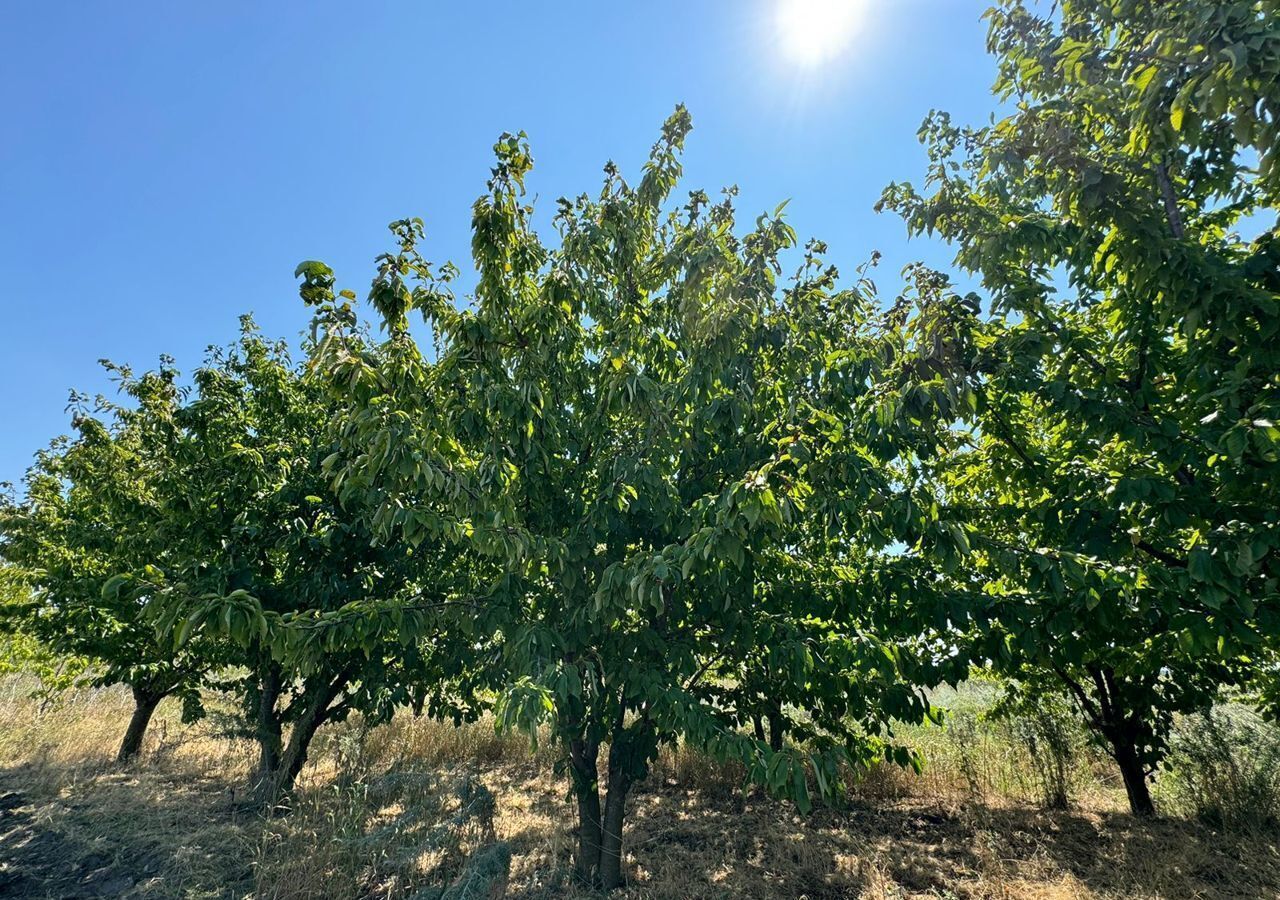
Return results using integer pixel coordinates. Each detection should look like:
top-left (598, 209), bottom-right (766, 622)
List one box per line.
top-left (879, 0), bottom-right (1280, 814)
top-left (7, 3), bottom-right (1279, 878)
top-left (1157, 704), bottom-right (1280, 830)
top-left (0, 569), bottom-right (90, 691)
top-left (0, 358), bottom-right (219, 757)
top-left (0, 317), bottom-right (483, 784)
top-left (142, 320), bottom-right (486, 802)
top-left (301, 107), bottom-right (969, 887)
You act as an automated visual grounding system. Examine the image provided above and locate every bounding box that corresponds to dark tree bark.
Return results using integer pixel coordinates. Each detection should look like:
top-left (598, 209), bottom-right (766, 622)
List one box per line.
top-left (254, 669), bottom-right (349, 811)
top-left (752, 704), bottom-right (785, 751)
top-left (1154, 160), bottom-right (1185, 240)
top-left (255, 662), bottom-right (284, 780)
top-left (751, 700), bottom-right (786, 752)
top-left (567, 717), bottom-right (651, 891)
top-left (598, 740), bottom-right (634, 892)
top-left (1054, 664), bottom-right (1157, 818)
top-left (569, 737), bottom-right (603, 887)
top-left (116, 683), bottom-right (163, 763)
top-left (1109, 730), bottom-right (1156, 817)
top-left (767, 705), bottom-right (785, 753)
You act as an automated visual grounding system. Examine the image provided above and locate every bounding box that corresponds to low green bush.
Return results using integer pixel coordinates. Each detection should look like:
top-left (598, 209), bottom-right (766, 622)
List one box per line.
top-left (1157, 704), bottom-right (1280, 830)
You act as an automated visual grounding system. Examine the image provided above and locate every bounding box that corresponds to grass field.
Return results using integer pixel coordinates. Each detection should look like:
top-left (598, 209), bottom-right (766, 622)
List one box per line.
top-left (2, 678), bottom-right (1278, 899)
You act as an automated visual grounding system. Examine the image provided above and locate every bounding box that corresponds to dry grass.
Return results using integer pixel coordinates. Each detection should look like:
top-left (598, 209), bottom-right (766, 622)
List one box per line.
top-left (2, 678), bottom-right (1278, 899)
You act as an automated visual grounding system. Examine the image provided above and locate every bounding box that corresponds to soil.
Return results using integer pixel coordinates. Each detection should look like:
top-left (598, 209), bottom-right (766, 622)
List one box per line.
top-left (0, 778), bottom-right (139, 899)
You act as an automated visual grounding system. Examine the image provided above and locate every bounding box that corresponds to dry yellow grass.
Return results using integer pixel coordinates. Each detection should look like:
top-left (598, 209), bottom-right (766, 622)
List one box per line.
top-left (1, 679), bottom-right (1277, 899)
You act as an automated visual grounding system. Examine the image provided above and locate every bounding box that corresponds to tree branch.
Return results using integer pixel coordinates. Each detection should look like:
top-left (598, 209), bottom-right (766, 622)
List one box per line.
top-left (1135, 539), bottom-right (1187, 569)
top-left (1051, 663), bottom-right (1103, 729)
top-left (1154, 162), bottom-right (1185, 240)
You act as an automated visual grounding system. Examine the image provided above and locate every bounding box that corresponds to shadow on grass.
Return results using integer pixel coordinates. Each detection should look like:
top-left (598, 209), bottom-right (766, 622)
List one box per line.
top-left (0, 758), bottom-right (252, 899)
top-left (966, 803), bottom-right (1280, 899)
top-left (2, 748), bottom-right (1278, 900)
top-left (499, 776), bottom-right (1280, 900)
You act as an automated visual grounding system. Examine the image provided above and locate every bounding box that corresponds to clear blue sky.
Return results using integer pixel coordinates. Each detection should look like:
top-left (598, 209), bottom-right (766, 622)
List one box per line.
top-left (0, 1), bottom-right (999, 486)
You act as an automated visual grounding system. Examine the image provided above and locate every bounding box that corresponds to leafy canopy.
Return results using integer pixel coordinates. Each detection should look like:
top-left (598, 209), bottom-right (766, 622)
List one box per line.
top-left (878, 0), bottom-right (1280, 803)
top-left (301, 108), bottom-right (968, 827)
top-left (144, 321), bottom-right (488, 759)
top-left (0, 358), bottom-right (215, 714)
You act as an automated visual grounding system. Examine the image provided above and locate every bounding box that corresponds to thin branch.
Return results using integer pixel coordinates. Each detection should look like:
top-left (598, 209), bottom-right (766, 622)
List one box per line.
top-left (1154, 162), bottom-right (1186, 240)
top-left (1135, 539), bottom-right (1187, 569)
top-left (986, 405), bottom-right (1041, 474)
top-left (1051, 662), bottom-right (1103, 729)
top-left (1087, 665), bottom-right (1115, 726)
top-left (1034, 312), bottom-right (1112, 381)
top-left (683, 652), bottom-right (724, 692)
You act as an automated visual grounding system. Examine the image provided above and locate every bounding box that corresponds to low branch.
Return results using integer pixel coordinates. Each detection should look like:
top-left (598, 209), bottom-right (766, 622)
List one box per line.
top-left (1051, 663), bottom-right (1103, 730)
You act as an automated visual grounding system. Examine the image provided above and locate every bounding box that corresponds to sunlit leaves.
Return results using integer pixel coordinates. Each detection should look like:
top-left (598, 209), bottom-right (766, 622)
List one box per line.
top-left (880, 0), bottom-right (1280, 807)
top-left (303, 106), bottom-right (961, 834)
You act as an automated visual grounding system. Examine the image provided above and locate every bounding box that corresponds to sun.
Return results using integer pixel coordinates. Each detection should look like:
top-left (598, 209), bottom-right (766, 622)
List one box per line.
top-left (775, 0), bottom-right (863, 66)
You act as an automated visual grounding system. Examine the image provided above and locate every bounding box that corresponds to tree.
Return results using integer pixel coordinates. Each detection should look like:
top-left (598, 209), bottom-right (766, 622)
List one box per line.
top-left (302, 109), bottom-right (966, 889)
top-left (0, 566), bottom-right (90, 692)
top-left (0, 361), bottom-right (216, 761)
top-left (879, 0), bottom-right (1280, 815)
top-left (147, 320), bottom-right (485, 807)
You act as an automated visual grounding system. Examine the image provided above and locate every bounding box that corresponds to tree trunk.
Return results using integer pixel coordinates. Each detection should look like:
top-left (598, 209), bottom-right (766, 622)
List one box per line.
top-left (767, 702), bottom-right (785, 753)
top-left (256, 663), bottom-right (284, 780)
top-left (568, 732), bottom-right (636, 891)
top-left (255, 672), bottom-right (347, 811)
top-left (598, 756), bottom-right (633, 892)
top-left (1110, 734), bottom-right (1155, 817)
top-left (753, 703), bottom-right (784, 751)
top-left (569, 737), bottom-right (603, 887)
top-left (267, 705), bottom-right (325, 802)
top-left (1054, 665), bottom-right (1156, 818)
top-left (116, 684), bottom-right (163, 763)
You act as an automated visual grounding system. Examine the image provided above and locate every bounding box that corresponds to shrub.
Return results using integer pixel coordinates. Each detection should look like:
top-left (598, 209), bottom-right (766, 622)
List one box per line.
top-left (1157, 705), bottom-right (1280, 830)
top-left (997, 694), bottom-right (1088, 810)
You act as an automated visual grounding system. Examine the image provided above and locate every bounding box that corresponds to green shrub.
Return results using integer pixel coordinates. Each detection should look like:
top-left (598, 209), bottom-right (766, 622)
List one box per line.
top-left (1157, 705), bottom-right (1280, 830)
top-left (997, 693), bottom-right (1088, 810)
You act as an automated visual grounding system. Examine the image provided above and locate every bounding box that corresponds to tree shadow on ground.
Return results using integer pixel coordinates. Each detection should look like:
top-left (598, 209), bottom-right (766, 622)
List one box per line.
top-left (0, 758), bottom-right (252, 899)
top-left (4, 749), bottom-right (1278, 900)
top-left (497, 772), bottom-right (1280, 900)
top-left (967, 804), bottom-right (1280, 899)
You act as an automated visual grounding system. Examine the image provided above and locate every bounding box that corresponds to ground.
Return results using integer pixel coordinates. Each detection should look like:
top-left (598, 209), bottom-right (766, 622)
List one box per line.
top-left (1, 681), bottom-right (1277, 899)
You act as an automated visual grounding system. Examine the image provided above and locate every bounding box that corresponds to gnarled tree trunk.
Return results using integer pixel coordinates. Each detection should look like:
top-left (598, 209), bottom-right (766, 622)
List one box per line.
top-left (254, 669), bottom-right (350, 811)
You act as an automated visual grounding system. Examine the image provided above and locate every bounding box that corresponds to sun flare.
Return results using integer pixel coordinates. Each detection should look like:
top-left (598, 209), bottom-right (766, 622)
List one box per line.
top-left (775, 0), bottom-right (863, 65)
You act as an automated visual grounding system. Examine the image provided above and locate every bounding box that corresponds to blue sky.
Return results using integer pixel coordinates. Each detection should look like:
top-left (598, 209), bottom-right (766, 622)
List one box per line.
top-left (0, 1), bottom-right (999, 485)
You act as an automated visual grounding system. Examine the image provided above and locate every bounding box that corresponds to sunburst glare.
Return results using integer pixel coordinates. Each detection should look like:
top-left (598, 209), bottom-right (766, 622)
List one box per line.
top-left (775, 0), bottom-right (864, 65)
